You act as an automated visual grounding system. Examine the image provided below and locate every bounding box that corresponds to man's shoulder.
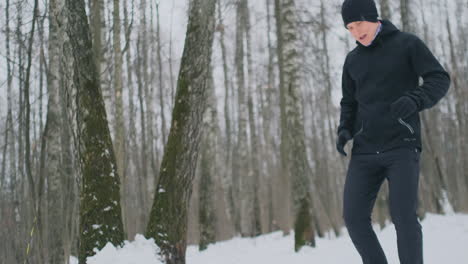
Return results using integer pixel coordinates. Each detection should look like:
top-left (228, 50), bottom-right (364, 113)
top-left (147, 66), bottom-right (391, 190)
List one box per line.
top-left (390, 30), bottom-right (425, 49)
top-left (397, 30), bottom-right (421, 42)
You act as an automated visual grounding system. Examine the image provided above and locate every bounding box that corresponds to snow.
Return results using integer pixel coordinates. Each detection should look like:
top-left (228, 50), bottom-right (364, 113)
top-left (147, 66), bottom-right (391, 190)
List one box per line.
top-left (69, 235), bottom-right (163, 264)
top-left (73, 213), bottom-right (468, 264)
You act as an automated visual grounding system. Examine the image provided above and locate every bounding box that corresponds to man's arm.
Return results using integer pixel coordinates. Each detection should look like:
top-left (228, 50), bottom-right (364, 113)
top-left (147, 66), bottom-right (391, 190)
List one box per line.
top-left (404, 36), bottom-right (451, 111)
top-left (338, 60), bottom-right (358, 136)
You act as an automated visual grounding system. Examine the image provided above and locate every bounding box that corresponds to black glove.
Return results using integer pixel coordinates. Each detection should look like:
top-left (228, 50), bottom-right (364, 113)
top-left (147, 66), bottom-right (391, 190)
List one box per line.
top-left (336, 129), bottom-right (352, 157)
top-left (390, 96), bottom-right (417, 119)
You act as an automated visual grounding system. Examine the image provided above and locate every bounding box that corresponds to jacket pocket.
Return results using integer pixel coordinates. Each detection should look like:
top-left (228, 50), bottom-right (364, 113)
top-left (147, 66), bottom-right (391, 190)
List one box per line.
top-left (354, 120), bottom-right (364, 137)
top-left (398, 118), bottom-right (415, 134)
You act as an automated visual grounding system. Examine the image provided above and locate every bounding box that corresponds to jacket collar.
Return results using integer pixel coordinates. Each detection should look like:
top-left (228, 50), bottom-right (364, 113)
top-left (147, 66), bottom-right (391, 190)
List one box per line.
top-left (356, 19), bottom-right (400, 48)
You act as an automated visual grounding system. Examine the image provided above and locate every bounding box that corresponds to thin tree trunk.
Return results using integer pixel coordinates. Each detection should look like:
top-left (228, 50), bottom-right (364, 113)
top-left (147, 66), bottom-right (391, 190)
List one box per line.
top-left (141, 0), bottom-right (158, 209)
top-left (263, 0), bottom-right (277, 233)
top-left (217, 0), bottom-right (232, 164)
top-left (234, 0), bottom-right (253, 237)
top-left (169, 1), bottom-right (176, 108)
top-left (113, 0), bottom-right (128, 238)
top-left (198, 67), bottom-right (218, 251)
top-left (60, 11), bottom-right (78, 262)
top-left (123, 0), bottom-right (141, 238)
top-left (136, 26), bottom-right (150, 232)
top-left (1, 0), bottom-right (13, 195)
top-left (216, 0), bottom-right (236, 234)
top-left (23, 1), bottom-right (41, 261)
top-left (242, 0), bottom-right (262, 236)
top-left (156, 3), bottom-right (168, 146)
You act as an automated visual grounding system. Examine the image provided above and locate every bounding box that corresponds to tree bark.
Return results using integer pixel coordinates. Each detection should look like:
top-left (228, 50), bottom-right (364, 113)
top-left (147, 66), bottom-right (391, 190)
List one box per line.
top-left (145, 0), bottom-right (217, 262)
top-left (198, 67), bottom-right (218, 251)
top-left (46, 0), bottom-right (66, 262)
top-left (275, 0), bottom-right (315, 251)
top-left (64, 0), bottom-right (125, 262)
top-left (113, 0), bottom-right (128, 238)
top-left (234, 0), bottom-right (253, 237)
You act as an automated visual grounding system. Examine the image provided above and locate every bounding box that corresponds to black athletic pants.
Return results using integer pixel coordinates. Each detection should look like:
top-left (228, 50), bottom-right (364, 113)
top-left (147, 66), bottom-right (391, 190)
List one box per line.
top-left (343, 147), bottom-right (423, 264)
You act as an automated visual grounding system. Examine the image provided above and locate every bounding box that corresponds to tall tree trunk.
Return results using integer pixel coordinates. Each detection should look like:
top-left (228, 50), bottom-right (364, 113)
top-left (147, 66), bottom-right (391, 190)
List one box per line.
top-left (23, 1), bottom-right (41, 261)
top-left (145, 0), bottom-right (217, 262)
top-left (273, 0), bottom-right (292, 235)
top-left (263, 0), bottom-right (278, 233)
top-left (136, 27), bottom-right (150, 230)
top-left (234, 0), bottom-right (253, 237)
top-left (91, 0), bottom-right (111, 114)
top-left (318, 0), bottom-right (342, 236)
top-left (198, 67), bottom-right (218, 251)
top-left (113, 0), bottom-right (128, 238)
top-left (60, 11), bottom-right (79, 262)
top-left (217, 0), bottom-right (232, 164)
top-left (242, 0), bottom-right (262, 236)
top-left (140, 0), bottom-right (158, 209)
top-left (46, 0), bottom-right (66, 262)
top-left (444, 5), bottom-right (468, 211)
top-left (169, 1), bottom-right (176, 108)
top-left (123, 0), bottom-right (141, 237)
top-left (275, 0), bottom-right (315, 251)
top-left (64, 0), bottom-right (125, 262)
top-left (216, 0), bottom-right (236, 234)
top-left (156, 3), bottom-right (168, 146)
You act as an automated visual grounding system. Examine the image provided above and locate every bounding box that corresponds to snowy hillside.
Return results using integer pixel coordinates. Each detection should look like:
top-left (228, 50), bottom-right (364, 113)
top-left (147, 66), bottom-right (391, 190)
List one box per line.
top-left (73, 213), bottom-right (468, 264)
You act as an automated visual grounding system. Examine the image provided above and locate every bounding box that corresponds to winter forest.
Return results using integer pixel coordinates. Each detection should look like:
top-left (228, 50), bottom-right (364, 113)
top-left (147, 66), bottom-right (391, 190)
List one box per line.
top-left (0, 0), bottom-right (467, 263)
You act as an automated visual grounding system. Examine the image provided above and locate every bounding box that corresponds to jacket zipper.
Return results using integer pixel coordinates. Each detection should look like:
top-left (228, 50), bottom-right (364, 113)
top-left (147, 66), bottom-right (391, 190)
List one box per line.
top-left (398, 118), bottom-right (414, 134)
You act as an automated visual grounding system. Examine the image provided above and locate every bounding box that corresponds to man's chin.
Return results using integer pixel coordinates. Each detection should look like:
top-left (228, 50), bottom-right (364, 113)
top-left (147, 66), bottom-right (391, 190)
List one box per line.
top-left (358, 40), bottom-right (370, 46)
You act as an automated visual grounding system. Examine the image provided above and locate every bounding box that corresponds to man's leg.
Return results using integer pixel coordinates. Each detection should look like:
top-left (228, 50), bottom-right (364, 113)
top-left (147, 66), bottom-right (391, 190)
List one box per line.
top-left (384, 148), bottom-right (423, 264)
top-left (343, 154), bottom-right (388, 264)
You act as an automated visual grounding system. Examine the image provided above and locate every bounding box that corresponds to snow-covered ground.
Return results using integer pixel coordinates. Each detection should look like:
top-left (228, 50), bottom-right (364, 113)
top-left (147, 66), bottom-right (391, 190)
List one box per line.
top-left (71, 213), bottom-right (468, 264)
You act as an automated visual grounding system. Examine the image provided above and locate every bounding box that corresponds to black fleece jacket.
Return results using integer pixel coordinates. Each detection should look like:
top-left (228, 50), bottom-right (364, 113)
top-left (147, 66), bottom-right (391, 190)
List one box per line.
top-left (338, 19), bottom-right (450, 154)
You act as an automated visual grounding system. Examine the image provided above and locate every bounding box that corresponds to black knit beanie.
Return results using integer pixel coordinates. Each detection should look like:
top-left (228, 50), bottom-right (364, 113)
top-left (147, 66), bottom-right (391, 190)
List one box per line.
top-left (341, 0), bottom-right (379, 28)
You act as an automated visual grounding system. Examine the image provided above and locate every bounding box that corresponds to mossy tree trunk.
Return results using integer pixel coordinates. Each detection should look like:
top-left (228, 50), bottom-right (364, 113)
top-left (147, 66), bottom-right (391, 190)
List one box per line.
top-left (274, 0), bottom-right (316, 251)
top-left (145, 0), bottom-right (217, 263)
top-left (64, 0), bottom-right (125, 262)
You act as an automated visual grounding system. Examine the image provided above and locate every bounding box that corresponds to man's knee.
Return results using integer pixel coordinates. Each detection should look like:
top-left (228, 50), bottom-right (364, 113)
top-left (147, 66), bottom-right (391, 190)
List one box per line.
top-left (390, 211), bottom-right (421, 229)
top-left (343, 208), bottom-right (370, 229)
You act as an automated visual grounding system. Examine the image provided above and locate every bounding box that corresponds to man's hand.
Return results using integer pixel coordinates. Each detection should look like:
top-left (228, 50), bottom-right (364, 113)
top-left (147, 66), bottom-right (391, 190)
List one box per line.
top-left (390, 96), bottom-right (417, 119)
top-left (336, 129), bottom-right (352, 157)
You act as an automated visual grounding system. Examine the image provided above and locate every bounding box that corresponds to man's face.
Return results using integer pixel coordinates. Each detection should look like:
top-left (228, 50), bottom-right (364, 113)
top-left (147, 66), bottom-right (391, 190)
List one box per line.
top-left (346, 21), bottom-right (380, 46)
